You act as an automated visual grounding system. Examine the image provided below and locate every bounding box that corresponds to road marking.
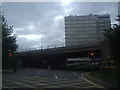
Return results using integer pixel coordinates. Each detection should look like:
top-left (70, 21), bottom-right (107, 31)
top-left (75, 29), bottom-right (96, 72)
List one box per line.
top-left (10, 77), bottom-right (47, 84)
top-left (81, 85), bottom-right (96, 88)
top-left (81, 73), bottom-right (105, 88)
top-left (2, 85), bottom-right (11, 89)
top-left (54, 71), bottom-right (58, 79)
top-left (73, 72), bottom-right (81, 79)
top-left (48, 66), bottom-right (51, 70)
top-left (3, 76), bottom-right (102, 88)
top-left (5, 79), bottom-right (37, 88)
top-left (34, 72), bottom-right (40, 77)
top-left (38, 72), bottom-right (40, 75)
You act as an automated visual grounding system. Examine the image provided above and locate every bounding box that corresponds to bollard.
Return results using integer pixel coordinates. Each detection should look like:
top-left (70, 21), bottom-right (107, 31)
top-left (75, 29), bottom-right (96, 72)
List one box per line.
top-left (48, 66), bottom-right (50, 70)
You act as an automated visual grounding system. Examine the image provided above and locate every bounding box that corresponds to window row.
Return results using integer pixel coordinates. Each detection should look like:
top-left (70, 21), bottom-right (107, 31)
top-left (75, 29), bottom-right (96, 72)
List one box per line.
top-left (65, 35), bottom-right (97, 39)
top-left (65, 32), bottom-right (96, 35)
top-left (65, 39), bottom-right (97, 42)
top-left (65, 21), bottom-right (96, 24)
top-left (65, 27), bottom-right (96, 30)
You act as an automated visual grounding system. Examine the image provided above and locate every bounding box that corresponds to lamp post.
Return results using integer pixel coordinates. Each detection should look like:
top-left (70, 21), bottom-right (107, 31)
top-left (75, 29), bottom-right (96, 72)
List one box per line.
top-left (37, 31), bottom-right (46, 49)
top-left (41, 32), bottom-right (46, 48)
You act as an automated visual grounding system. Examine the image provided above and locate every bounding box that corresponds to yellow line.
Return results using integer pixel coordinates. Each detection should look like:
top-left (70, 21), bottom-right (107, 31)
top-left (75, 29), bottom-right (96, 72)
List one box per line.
top-left (20, 76), bottom-right (56, 81)
top-left (13, 78), bottom-right (50, 86)
top-left (2, 85), bottom-right (9, 88)
top-left (47, 86), bottom-right (59, 88)
top-left (16, 77), bottom-right (91, 88)
top-left (13, 78), bottom-right (59, 88)
top-left (17, 77), bottom-right (94, 87)
top-left (82, 85), bottom-right (96, 88)
top-left (36, 83), bottom-right (47, 86)
top-left (2, 85), bottom-right (10, 88)
top-left (5, 79), bottom-right (37, 89)
top-left (17, 77), bottom-right (57, 84)
top-left (62, 84), bottom-right (71, 86)
top-left (16, 78), bottom-right (47, 84)
top-left (82, 73), bottom-right (105, 88)
top-left (4, 75), bottom-right (105, 89)
top-left (73, 81), bottom-right (89, 84)
top-left (2, 85), bottom-right (17, 90)
top-left (35, 76), bottom-right (84, 81)
top-left (17, 76), bottom-right (86, 83)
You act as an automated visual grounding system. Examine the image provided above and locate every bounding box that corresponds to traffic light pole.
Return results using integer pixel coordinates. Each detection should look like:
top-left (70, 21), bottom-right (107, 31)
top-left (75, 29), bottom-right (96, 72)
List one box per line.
top-left (88, 52), bottom-right (95, 72)
top-left (8, 54), bottom-right (12, 69)
top-left (91, 60), bottom-right (94, 72)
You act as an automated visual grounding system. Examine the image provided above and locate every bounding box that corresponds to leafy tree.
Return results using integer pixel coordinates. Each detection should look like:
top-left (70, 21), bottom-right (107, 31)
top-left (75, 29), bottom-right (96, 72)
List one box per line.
top-left (104, 23), bottom-right (120, 66)
top-left (2, 15), bottom-right (18, 71)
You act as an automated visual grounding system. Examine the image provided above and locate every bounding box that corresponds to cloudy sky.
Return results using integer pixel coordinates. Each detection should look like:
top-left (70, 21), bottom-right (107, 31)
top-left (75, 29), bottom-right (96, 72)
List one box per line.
top-left (2, 1), bottom-right (118, 50)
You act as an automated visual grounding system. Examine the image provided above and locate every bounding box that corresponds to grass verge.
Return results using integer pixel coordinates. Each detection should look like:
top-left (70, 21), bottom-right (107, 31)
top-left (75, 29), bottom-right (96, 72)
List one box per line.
top-left (90, 70), bottom-right (119, 86)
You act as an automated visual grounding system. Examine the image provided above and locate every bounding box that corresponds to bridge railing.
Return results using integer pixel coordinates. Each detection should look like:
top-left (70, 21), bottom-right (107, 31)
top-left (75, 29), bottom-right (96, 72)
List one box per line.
top-left (17, 44), bottom-right (65, 52)
top-left (17, 42), bottom-right (101, 53)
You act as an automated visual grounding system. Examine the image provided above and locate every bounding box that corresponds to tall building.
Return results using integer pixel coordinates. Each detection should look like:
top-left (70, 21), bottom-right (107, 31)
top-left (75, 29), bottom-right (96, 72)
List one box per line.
top-left (118, 1), bottom-right (120, 15)
top-left (65, 14), bottom-right (111, 46)
top-left (118, 1), bottom-right (120, 25)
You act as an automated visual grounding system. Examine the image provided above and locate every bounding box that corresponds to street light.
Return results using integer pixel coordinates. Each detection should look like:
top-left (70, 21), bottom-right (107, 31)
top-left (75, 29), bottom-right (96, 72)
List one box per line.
top-left (37, 31), bottom-right (46, 49)
top-left (41, 32), bottom-right (46, 48)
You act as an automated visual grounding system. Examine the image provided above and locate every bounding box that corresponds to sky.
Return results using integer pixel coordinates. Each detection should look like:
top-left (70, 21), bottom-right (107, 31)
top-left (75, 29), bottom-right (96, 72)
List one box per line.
top-left (2, 1), bottom-right (118, 51)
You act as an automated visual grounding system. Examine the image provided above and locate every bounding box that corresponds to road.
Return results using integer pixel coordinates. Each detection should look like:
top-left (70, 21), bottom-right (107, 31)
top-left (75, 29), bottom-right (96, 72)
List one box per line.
top-left (2, 68), bottom-right (101, 89)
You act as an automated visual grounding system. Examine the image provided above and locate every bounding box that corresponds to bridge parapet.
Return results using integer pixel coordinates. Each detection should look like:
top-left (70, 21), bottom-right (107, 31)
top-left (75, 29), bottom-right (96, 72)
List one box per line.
top-left (18, 42), bottom-right (101, 53)
top-left (17, 44), bottom-right (65, 52)
top-left (18, 42), bottom-right (101, 55)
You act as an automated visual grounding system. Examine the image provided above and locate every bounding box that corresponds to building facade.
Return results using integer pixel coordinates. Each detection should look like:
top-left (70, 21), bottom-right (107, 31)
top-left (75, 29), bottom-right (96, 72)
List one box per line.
top-left (65, 14), bottom-right (111, 47)
top-left (118, 1), bottom-right (120, 25)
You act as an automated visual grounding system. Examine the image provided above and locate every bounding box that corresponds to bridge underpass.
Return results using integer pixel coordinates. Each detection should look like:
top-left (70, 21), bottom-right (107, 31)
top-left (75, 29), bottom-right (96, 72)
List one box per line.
top-left (18, 44), bottom-right (101, 69)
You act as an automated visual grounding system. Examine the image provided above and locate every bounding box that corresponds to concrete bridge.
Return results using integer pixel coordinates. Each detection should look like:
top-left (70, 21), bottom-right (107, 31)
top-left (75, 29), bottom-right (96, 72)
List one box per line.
top-left (18, 43), bottom-right (101, 68)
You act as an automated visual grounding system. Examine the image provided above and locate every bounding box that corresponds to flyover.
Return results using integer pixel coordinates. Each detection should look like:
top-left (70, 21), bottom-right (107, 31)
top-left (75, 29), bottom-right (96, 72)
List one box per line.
top-left (19, 43), bottom-right (101, 56)
top-left (17, 43), bottom-right (101, 68)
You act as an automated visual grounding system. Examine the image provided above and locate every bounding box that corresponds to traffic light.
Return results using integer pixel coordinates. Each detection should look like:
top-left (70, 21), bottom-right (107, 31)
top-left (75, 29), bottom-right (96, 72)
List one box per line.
top-left (90, 53), bottom-right (95, 56)
top-left (9, 53), bottom-right (13, 56)
top-left (89, 52), bottom-right (95, 59)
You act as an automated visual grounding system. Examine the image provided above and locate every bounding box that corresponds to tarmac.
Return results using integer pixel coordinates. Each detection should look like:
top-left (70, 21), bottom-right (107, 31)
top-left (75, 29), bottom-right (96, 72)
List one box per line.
top-left (83, 72), bottom-right (119, 89)
top-left (2, 69), bottom-right (120, 89)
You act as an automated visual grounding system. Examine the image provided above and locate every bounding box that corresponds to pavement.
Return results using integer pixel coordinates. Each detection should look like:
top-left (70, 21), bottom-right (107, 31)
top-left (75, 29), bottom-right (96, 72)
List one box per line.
top-left (83, 72), bottom-right (119, 89)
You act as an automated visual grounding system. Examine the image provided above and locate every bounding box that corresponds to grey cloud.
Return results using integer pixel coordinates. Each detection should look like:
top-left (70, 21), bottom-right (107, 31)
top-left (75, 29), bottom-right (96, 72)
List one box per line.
top-left (69, 2), bottom-right (117, 22)
top-left (3, 2), bottom-right (117, 50)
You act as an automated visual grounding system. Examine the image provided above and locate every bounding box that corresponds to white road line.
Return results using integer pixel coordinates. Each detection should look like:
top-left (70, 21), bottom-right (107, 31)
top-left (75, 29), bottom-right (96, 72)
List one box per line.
top-left (73, 72), bottom-right (81, 79)
top-left (35, 72), bottom-right (39, 77)
top-left (81, 73), bottom-right (105, 88)
top-left (54, 71), bottom-right (58, 79)
top-left (38, 72), bottom-right (39, 75)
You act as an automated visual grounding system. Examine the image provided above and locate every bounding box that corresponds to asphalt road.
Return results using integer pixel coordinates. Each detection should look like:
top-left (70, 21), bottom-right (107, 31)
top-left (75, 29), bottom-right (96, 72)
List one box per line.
top-left (2, 68), bottom-right (101, 89)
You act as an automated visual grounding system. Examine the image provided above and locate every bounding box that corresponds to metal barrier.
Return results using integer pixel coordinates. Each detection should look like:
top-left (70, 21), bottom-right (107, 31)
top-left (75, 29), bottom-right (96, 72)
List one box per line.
top-left (17, 44), bottom-right (65, 52)
top-left (17, 42), bottom-right (100, 53)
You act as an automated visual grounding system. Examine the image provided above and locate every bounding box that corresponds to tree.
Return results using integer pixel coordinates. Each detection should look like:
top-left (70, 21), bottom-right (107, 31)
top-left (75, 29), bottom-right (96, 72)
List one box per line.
top-left (103, 19), bottom-right (120, 83)
top-left (2, 15), bottom-right (18, 71)
top-left (104, 23), bottom-right (120, 66)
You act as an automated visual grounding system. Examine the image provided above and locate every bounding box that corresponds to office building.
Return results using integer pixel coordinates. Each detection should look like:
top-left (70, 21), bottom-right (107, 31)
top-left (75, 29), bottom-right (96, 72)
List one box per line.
top-left (118, 1), bottom-right (120, 25)
top-left (65, 14), bottom-right (111, 46)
